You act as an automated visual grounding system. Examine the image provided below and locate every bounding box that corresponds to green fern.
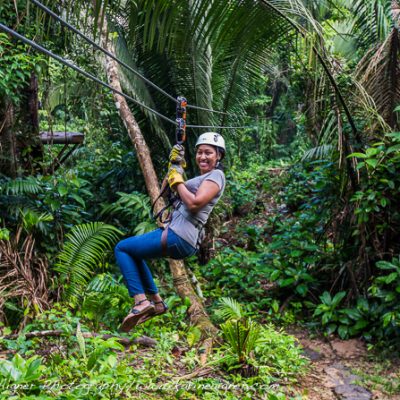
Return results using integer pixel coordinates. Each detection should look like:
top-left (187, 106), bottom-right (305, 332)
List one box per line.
top-left (0, 177), bottom-right (42, 195)
top-left (0, 177), bottom-right (45, 225)
top-left (101, 192), bottom-right (156, 234)
top-left (82, 274), bottom-right (131, 329)
top-left (86, 273), bottom-right (123, 293)
top-left (55, 222), bottom-right (123, 301)
top-left (215, 297), bottom-right (261, 372)
top-left (20, 209), bottom-right (54, 234)
top-left (102, 191), bottom-right (151, 216)
top-left (221, 318), bottom-right (261, 366)
top-left (216, 297), bottom-right (244, 321)
top-left (302, 144), bottom-right (334, 161)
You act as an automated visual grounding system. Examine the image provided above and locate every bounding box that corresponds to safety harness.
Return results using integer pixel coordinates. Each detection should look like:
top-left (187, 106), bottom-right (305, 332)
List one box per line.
top-left (151, 96), bottom-right (187, 224)
top-left (151, 96), bottom-right (205, 255)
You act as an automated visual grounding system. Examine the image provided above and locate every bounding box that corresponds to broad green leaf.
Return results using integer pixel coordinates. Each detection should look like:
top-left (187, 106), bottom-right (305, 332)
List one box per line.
top-left (376, 261), bottom-right (396, 270)
top-left (331, 291), bottom-right (346, 307)
top-left (354, 319), bottom-right (369, 330)
top-left (76, 323), bottom-right (86, 359)
top-left (57, 185), bottom-right (68, 196)
top-left (365, 158), bottom-right (378, 168)
top-left (24, 357), bottom-right (42, 382)
top-left (338, 325), bottom-right (348, 339)
top-left (70, 193), bottom-right (86, 208)
top-left (280, 278), bottom-right (295, 287)
top-left (386, 144), bottom-right (400, 154)
top-left (384, 272), bottom-right (399, 284)
top-left (187, 327), bottom-right (202, 347)
top-left (365, 148), bottom-right (380, 157)
top-left (326, 323), bottom-right (337, 334)
top-left (348, 152), bottom-right (367, 158)
top-left (296, 284), bottom-right (308, 296)
top-left (320, 291), bottom-right (332, 305)
top-left (356, 161), bottom-right (365, 170)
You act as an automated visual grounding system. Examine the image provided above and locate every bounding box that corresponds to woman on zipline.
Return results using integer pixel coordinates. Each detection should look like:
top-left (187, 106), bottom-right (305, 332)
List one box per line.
top-left (115, 132), bottom-right (226, 331)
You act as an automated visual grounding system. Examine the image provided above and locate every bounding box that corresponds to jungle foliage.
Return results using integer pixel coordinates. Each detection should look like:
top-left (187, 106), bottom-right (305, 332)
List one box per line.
top-left (1, 0), bottom-right (400, 398)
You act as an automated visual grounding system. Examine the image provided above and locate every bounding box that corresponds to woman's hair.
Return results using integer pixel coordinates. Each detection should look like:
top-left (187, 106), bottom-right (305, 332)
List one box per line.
top-left (215, 161), bottom-right (225, 171)
top-left (215, 147), bottom-right (225, 171)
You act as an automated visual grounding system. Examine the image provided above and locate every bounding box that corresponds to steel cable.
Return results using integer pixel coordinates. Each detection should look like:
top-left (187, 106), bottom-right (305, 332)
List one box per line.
top-left (187, 124), bottom-right (251, 129)
top-left (30, 0), bottom-right (238, 117)
top-left (1, 21), bottom-right (253, 130)
top-left (0, 22), bottom-right (178, 126)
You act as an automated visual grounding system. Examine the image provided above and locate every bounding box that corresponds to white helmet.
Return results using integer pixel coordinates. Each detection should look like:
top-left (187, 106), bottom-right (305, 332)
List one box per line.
top-left (195, 132), bottom-right (226, 153)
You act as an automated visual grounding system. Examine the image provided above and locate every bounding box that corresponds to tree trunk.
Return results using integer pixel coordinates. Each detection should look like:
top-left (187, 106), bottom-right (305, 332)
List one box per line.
top-left (0, 97), bottom-right (17, 177)
top-left (16, 73), bottom-right (43, 174)
top-left (98, 20), bottom-right (217, 339)
top-left (0, 73), bottom-right (43, 177)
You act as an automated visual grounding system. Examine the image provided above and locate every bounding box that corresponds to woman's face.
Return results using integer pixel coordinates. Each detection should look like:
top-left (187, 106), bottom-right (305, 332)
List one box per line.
top-left (196, 144), bottom-right (219, 174)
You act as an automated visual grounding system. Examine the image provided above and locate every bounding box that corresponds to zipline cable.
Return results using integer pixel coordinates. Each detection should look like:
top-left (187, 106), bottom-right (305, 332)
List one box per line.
top-left (0, 22), bottom-right (250, 131)
top-left (30, 0), bottom-right (237, 117)
top-left (185, 104), bottom-right (232, 116)
top-left (30, 0), bottom-right (177, 103)
top-left (187, 124), bottom-right (251, 129)
top-left (0, 22), bottom-right (177, 126)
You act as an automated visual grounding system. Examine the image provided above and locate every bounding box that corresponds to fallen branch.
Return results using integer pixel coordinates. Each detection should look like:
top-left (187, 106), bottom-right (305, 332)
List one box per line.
top-left (0, 330), bottom-right (157, 347)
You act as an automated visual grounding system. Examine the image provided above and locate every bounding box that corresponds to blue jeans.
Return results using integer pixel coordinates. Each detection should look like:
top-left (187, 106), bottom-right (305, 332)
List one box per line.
top-left (114, 228), bottom-right (196, 296)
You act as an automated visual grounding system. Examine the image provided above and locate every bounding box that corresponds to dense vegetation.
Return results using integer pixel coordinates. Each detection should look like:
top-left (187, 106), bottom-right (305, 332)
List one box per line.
top-left (1, 0), bottom-right (400, 398)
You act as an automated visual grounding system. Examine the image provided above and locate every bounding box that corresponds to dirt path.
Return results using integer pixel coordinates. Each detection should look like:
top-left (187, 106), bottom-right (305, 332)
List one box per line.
top-left (292, 330), bottom-right (400, 400)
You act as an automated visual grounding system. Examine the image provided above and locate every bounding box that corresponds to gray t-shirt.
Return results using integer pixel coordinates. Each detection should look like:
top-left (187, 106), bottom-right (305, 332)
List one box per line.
top-left (169, 169), bottom-right (226, 248)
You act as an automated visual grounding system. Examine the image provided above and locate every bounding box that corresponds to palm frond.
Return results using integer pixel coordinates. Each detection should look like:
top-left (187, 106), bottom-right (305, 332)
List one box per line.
top-left (0, 178), bottom-right (45, 224)
top-left (101, 191), bottom-right (156, 234)
top-left (216, 297), bottom-right (244, 321)
top-left (0, 231), bottom-right (49, 326)
top-left (351, 79), bottom-right (391, 137)
top-left (101, 191), bottom-right (151, 218)
top-left (302, 144), bottom-right (334, 161)
top-left (350, 0), bottom-right (393, 50)
top-left (114, 29), bottom-right (172, 149)
top-left (86, 272), bottom-right (123, 293)
top-left (330, 20), bottom-right (358, 60)
top-left (55, 222), bottom-right (123, 301)
top-left (81, 273), bottom-right (130, 328)
top-left (355, 27), bottom-right (400, 129)
top-left (0, 177), bottom-right (42, 195)
top-left (221, 318), bottom-right (260, 365)
top-left (20, 209), bottom-right (54, 234)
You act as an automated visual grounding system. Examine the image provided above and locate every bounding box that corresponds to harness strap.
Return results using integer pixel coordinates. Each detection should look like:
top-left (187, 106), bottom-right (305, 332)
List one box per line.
top-left (151, 177), bottom-right (180, 224)
top-left (161, 227), bottom-right (169, 256)
top-left (150, 178), bottom-right (169, 220)
top-left (174, 202), bottom-right (205, 249)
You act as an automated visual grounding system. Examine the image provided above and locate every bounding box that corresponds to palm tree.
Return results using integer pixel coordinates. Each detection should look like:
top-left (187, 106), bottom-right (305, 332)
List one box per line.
top-left (353, 0), bottom-right (400, 131)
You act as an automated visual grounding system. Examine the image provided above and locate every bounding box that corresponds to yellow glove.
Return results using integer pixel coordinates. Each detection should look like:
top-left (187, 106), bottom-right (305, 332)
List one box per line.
top-left (167, 167), bottom-right (184, 190)
top-left (169, 144), bottom-right (186, 169)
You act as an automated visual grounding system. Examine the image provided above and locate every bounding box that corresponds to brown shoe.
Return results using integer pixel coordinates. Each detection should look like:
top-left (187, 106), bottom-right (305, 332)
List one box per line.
top-left (136, 300), bottom-right (169, 325)
top-left (154, 300), bottom-right (169, 316)
top-left (119, 300), bottom-right (155, 332)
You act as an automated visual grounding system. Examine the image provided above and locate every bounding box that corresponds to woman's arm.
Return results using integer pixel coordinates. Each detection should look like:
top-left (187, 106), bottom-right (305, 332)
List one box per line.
top-left (175, 180), bottom-right (220, 213)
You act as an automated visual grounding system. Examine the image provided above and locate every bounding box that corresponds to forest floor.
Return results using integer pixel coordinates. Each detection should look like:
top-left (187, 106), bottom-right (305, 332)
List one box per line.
top-left (290, 328), bottom-right (400, 400)
top-left (213, 183), bottom-right (400, 400)
top-left (123, 326), bottom-right (400, 399)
